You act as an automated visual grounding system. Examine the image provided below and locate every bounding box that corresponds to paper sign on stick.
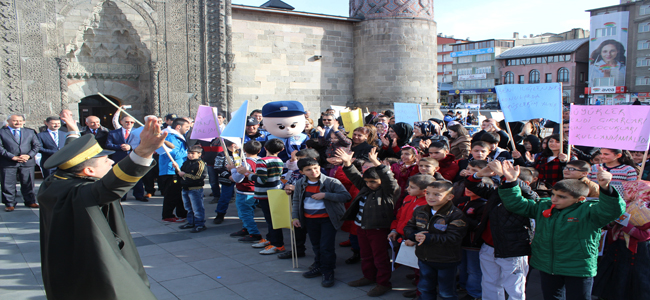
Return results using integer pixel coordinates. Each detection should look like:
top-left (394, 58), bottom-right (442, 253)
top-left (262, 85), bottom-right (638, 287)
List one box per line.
top-left (190, 105), bottom-right (220, 141)
top-left (495, 83), bottom-right (562, 123)
top-left (268, 189), bottom-right (291, 229)
top-left (341, 109), bottom-right (364, 138)
top-left (490, 111), bottom-right (504, 122)
top-left (394, 103), bottom-right (422, 125)
top-left (329, 105), bottom-right (347, 118)
top-left (395, 242), bottom-right (419, 269)
top-left (220, 100), bottom-right (249, 147)
top-left (568, 105), bottom-right (650, 151)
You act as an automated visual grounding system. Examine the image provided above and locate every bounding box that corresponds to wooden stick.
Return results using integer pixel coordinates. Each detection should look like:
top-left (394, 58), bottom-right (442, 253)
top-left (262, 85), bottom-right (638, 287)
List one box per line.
top-left (97, 93), bottom-right (180, 173)
top-left (640, 150), bottom-right (649, 181)
top-left (210, 107), bottom-right (233, 166)
top-left (504, 121), bottom-right (517, 152)
top-left (559, 83), bottom-right (564, 155)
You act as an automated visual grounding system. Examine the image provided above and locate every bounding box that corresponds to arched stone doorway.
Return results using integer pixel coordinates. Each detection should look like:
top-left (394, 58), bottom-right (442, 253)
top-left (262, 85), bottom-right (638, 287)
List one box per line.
top-left (79, 95), bottom-right (122, 130)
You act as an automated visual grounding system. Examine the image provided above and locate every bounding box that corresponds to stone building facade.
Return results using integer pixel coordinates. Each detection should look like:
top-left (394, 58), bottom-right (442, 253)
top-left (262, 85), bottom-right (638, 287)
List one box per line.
top-left (1, 0), bottom-right (438, 128)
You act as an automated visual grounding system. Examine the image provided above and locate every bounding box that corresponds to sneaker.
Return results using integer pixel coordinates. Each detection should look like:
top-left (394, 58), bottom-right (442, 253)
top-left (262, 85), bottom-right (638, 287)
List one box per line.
top-left (190, 226), bottom-right (207, 233)
top-left (179, 223), bottom-right (195, 229)
top-left (209, 198), bottom-right (219, 204)
top-left (367, 284), bottom-right (391, 297)
top-left (162, 217), bottom-right (185, 223)
top-left (259, 245), bottom-right (285, 255)
top-left (176, 218), bottom-right (186, 222)
top-left (252, 239), bottom-right (270, 248)
top-left (303, 267), bottom-right (322, 278)
top-left (339, 240), bottom-right (351, 247)
top-left (277, 250), bottom-right (305, 259)
top-left (402, 290), bottom-right (417, 298)
top-left (345, 251), bottom-right (361, 264)
top-left (348, 277), bottom-right (375, 287)
top-left (321, 271), bottom-right (335, 288)
top-left (239, 234), bottom-right (262, 243)
top-left (230, 228), bottom-right (248, 237)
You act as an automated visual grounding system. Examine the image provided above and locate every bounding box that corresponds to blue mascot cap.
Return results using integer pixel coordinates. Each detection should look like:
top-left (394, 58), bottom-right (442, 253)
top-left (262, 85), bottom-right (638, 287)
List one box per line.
top-left (262, 101), bottom-right (305, 118)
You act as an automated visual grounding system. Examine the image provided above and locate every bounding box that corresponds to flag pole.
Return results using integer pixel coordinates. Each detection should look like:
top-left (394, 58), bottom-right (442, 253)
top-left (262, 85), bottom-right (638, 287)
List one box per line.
top-left (98, 93), bottom-right (180, 173)
top-left (559, 83), bottom-right (564, 155)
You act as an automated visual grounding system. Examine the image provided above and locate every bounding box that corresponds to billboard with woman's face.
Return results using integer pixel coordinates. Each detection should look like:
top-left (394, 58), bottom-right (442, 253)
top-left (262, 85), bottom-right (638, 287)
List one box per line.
top-left (589, 12), bottom-right (629, 87)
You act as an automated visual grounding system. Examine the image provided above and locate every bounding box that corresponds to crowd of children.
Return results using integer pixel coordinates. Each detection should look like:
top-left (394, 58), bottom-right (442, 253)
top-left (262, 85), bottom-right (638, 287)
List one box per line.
top-left (174, 107), bottom-right (649, 300)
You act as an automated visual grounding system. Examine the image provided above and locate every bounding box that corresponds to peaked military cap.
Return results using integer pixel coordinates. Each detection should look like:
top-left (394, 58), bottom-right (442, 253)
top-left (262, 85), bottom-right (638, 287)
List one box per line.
top-left (43, 134), bottom-right (115, 170)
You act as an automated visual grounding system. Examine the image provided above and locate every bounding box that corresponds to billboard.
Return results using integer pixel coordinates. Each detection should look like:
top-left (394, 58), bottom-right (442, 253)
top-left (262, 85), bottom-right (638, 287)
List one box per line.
top-left (589, 12), bottom-right (629, 88)
top-left (450, 48), bottom-right (494, 58)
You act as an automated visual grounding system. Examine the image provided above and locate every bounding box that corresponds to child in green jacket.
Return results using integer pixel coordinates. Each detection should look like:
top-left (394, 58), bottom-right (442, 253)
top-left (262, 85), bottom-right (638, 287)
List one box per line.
top-left (496, 161), bottom-right (624, 300)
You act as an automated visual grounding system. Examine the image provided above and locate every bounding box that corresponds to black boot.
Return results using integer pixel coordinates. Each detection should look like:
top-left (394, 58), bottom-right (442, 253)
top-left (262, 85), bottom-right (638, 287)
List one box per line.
top-left (213, 213), bottom-right (225, 224)
top-left (345, 249), bottom-right (361, 264)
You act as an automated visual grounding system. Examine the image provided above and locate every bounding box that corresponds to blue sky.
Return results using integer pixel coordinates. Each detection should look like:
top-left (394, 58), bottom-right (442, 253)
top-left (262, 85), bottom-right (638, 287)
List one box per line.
top-left (234, 0), bottom-right (619, 40)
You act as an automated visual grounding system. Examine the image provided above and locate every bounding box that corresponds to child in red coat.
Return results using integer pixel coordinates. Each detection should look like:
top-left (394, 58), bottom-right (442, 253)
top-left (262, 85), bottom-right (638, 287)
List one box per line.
top-left (391, 145), bottom-right (420, 213)
top-left (427, 141), bottom-right (459, 181)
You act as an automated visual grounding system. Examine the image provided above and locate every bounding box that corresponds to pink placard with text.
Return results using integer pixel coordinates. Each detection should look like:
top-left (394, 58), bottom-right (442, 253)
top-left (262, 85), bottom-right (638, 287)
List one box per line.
top-left (568, 105), bottom-right (650, 151)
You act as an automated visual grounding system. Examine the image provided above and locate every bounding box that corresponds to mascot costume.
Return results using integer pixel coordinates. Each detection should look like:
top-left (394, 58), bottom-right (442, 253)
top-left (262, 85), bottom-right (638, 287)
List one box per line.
top-left (261, 101), bottom-right (309, 162)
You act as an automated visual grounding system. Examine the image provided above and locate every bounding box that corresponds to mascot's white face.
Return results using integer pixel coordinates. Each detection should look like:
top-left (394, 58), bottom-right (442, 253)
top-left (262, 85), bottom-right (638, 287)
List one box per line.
top-left (264, 115), bottom-right (306, 138)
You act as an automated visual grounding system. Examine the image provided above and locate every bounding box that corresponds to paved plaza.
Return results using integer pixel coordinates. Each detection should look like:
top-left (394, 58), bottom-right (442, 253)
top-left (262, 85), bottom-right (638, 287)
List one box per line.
top-left (0, 179), bottom-right (543, 300)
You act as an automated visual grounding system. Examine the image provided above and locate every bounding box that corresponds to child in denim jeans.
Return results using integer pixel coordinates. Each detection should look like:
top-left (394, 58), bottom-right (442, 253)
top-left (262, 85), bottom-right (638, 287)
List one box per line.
top-left (178, 145), bottom-right (208, 233)
top-left (229, 140), bottom-right (263, 242)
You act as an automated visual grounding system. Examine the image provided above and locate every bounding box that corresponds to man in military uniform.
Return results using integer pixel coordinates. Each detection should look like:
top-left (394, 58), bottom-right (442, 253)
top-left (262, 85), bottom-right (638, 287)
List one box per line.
top-left (37, 110), bottom-right (165, 300)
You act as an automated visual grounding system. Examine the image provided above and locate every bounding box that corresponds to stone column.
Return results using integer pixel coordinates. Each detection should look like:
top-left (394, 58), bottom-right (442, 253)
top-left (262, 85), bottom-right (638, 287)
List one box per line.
top-left (55, 58), bottom-right (69, 110)
top-left (149, 60), bottom-right (160, 116)
top-left (351, 0), bottom-right (440, 119)
top-left (205, 0), bottom-right (232, 115)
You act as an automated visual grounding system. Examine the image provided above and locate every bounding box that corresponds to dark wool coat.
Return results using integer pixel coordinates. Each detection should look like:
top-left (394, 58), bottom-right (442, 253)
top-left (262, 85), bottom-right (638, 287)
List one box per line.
top-left (38, 147), bottom-right (157, 300)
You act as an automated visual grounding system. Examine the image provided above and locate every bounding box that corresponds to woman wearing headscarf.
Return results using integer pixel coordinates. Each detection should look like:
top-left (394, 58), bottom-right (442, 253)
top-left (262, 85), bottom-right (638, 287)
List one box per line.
top-left (379, 122), bottom-right (413, 159)
top-left (447, 124), bottom-right (471, 160)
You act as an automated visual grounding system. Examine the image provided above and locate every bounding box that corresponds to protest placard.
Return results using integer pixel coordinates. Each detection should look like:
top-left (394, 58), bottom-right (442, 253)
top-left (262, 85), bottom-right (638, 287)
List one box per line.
top-left (329, 105), bottom-right (347, 118)
top-left (490, 111), bottom-right (504, 121)
top-left (495, 83), bottom-right (562, 123)
top-left (190, 105), bottom-right (220, 141)
top-left (268, 189), bottom-right (291, 229)
top-left (393, 103), bottom-right (422, 125)
top-left (340, 108), bottom-right (364, 138)
top-left (568, 105), bottom-right (650, 151)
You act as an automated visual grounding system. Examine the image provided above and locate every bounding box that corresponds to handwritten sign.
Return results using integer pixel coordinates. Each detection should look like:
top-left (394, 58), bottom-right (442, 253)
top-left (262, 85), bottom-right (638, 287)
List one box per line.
top-left (393, 103), bottom-right (422, 125)
top-left (190, 105), bottom-right (220, 141)
top-left (495, 83), bottom-right (562, 122)
top-left (568, 105), bottom-right (650, 151)
top-left (341, 108), bottom-right (364, 138)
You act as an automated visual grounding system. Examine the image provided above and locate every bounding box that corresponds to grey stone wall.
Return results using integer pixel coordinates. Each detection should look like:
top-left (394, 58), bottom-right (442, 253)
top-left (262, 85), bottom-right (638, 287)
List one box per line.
top-left (230, 8), bottom-right (355, 115)
top-left (352, 18), bottom-right (439, 117)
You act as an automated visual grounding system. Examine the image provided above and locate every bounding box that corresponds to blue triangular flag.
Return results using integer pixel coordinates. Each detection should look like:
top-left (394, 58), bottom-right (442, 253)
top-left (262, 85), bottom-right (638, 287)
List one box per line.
top-left (220, 100), bottom-right (249, 145)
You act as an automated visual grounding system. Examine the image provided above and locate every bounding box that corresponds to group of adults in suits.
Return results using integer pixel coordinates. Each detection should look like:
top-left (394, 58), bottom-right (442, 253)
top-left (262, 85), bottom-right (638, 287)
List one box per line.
top-left (0, 113), bottom-right (141, 212)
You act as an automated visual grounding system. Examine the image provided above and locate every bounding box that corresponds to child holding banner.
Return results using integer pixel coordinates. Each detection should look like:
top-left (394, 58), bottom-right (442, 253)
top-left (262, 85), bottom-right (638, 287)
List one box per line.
top-left (588, 149), bottom-right (638, 195)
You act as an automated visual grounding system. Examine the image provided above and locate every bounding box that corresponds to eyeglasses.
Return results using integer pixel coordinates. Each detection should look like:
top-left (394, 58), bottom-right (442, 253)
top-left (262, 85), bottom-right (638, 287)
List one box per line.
top-left (563, 167), bottom-right (586, 172)
top-left (322, 119), bottom-right (333, 121)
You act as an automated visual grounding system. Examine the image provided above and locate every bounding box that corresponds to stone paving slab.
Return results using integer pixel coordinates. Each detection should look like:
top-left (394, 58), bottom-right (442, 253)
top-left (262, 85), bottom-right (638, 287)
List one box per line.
top-left (0, 180), bottom-right (544, 299)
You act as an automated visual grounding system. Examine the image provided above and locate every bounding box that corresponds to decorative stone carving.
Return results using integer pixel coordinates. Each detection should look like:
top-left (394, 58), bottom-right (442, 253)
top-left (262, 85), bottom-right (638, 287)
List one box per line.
top-left (149, 60), bottom-right (160, 115)
top-left (205, 0), bottom-right (233, 116)
top-left (0, 0), bottom-right (20, 113)
top-left (55, 57), bottom-right (70, 108)
top-left (350, 0), bottom-right (434, 20)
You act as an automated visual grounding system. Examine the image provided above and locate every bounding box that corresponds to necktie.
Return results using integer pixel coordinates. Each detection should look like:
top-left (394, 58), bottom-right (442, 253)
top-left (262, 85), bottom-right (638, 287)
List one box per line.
top-left (124, 129), bottom-right (129, 140)
top-left (52, 131), bottom-right (58, 147)
top-left (93, 129), bottom-right (97, 135)
top-left (12, 129), bottom-right (19, 142)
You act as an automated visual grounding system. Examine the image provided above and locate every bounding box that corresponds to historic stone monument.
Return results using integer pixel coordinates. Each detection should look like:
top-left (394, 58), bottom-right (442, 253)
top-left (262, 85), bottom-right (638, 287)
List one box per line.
top-left (0, 0), bottom-right (439, 128)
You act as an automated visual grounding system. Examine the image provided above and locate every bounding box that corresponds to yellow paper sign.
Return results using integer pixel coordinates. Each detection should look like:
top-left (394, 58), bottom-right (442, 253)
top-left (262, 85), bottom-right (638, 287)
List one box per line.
top-left (267, 189), bottom-right (292, 229)
top-left (341, 108), bottom-right (364, 138)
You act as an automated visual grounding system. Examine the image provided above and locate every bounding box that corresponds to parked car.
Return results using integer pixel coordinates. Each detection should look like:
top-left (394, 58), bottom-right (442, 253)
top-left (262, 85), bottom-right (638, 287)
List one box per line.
top-left (482, 101), bottom-right (501, 109)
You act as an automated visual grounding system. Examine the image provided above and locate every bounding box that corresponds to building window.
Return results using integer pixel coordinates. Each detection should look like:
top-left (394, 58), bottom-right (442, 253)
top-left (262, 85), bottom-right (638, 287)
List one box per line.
top-left (639, 23), bottom-right (650, 33)
top-left (519, 75), bottom-right (525, 84)
top-left (476, 66), bottom-right (492, 74)
top-left (529, 70), bottom-right (540, 83)
top-left (639, 40), bottom-right (650, 50)
top-left (594, 77), bottom-right (615, 86)
top-left (476, 54), bottom-right (492, 62)
top-left (642, 5), bottom-right (650, 16)
top-left (595, 26), bottom-right (617, 38)
top-left (557, 68), bottom-right (569, 82)
top-left (545, 73), bottom-right (552, 83)
top-left (504, 71), bottom-right (515, 84)
top-left (636, 76), bottom-right (650, 85)
top-left (638, 58), bottom-right (650, 67)
top-left (458, 68), bottom-right (473, 75)
top-left (458, 56), bottom-right (473, 63)
top-left (580, 72), bottom-right (585, 83)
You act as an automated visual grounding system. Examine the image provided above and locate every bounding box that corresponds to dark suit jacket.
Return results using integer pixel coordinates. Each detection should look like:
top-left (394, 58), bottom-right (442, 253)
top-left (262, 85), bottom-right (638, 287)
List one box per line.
top-left (82, 126), bottom-right (110, 148)
top-left (0, 127), bottom-right (40, 167)
top-left (105, 128), bottom-right (137, 162)
top-left (37, 130), bottom-right (67, 168)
